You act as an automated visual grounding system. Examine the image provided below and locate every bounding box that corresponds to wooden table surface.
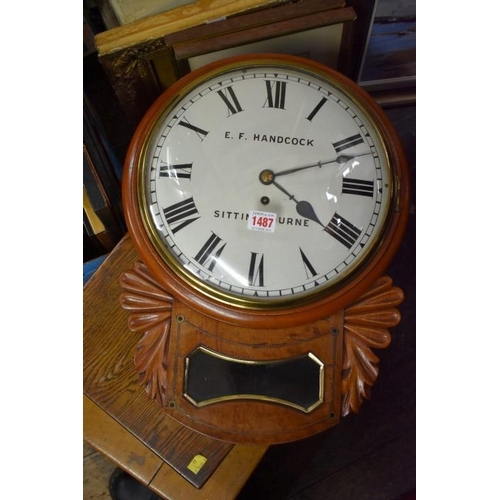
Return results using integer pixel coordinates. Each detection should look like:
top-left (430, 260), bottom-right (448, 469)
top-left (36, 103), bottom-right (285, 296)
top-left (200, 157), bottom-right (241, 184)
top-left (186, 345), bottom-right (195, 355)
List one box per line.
top-left (83, 234), bottom-right (267, 499)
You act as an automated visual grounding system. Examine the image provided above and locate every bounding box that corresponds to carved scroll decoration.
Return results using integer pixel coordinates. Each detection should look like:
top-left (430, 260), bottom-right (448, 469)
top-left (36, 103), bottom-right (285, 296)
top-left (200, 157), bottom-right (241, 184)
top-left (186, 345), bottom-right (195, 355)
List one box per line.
top-left (119, 261), bottom-right (173, 407)
top-left (105, 39), bottom-right (166, 92)
top-left (100, 39), bottom-right (169, 124)
top-left (119, 261), bottom-right (403, 420)
top-left (341, 276), bottom-right (404, 416)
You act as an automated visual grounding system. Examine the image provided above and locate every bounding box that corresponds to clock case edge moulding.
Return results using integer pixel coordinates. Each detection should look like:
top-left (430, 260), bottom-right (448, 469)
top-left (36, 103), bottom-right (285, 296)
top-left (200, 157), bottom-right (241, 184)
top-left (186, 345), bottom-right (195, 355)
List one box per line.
top-left (118, 53), bottom-right (410, 444)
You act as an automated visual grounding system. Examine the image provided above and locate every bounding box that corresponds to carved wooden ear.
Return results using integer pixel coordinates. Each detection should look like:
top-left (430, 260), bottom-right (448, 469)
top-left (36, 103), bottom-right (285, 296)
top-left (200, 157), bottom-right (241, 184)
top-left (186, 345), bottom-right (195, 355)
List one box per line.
top-left (342, 277), bottom-right (404, 416)
top-left (120, 261), bottom-right (174, 407)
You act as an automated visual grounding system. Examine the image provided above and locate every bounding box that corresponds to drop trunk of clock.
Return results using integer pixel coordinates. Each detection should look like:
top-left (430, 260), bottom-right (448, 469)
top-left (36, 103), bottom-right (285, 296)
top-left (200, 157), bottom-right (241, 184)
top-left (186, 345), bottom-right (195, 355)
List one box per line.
top-left (120, 260), bottom-right (404, 444)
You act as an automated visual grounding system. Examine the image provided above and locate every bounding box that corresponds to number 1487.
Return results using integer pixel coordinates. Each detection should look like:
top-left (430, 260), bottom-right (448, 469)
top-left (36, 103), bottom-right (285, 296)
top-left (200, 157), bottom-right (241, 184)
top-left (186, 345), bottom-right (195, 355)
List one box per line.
top-left (247, 211), bottom-right (277, 233)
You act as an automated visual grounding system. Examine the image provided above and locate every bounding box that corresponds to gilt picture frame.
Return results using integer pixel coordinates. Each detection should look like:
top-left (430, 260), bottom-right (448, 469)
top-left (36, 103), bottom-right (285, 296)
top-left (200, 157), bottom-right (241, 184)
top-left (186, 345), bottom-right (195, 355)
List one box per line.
top-left (95, 0), bottom-right (357, 127)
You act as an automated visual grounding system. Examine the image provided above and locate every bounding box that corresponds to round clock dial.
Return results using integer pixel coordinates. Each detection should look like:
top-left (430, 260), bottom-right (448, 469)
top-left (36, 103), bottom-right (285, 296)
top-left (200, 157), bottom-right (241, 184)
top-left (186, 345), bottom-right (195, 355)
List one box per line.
top-left (125, 54), bottom-right (408, 319)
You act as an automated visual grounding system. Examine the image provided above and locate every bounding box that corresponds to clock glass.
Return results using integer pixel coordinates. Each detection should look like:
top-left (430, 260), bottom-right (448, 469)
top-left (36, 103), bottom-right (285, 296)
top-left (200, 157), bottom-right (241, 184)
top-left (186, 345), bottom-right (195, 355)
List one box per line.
top-left (136, 56), bottom-right (395, 309)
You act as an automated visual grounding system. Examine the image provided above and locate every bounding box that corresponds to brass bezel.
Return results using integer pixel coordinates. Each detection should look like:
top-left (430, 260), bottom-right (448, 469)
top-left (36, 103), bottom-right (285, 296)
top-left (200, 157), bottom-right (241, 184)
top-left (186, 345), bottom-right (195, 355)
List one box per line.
top-left (136, 56), bottom-right (396, 311)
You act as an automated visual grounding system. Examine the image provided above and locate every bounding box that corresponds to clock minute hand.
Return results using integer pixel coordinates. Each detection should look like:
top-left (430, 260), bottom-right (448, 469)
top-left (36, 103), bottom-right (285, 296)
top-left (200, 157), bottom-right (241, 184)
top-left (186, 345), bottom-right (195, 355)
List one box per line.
top-left (273, 153), bottom-right (372, 178)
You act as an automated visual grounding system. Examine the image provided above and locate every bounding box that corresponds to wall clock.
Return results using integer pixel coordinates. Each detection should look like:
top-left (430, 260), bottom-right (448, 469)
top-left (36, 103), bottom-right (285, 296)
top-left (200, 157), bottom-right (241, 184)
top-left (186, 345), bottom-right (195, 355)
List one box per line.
top-left (120, 53), bottom-right (409, 444)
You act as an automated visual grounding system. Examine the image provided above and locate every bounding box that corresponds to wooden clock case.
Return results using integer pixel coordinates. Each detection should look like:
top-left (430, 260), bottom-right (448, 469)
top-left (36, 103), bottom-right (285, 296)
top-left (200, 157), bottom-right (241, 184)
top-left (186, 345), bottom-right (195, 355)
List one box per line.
top-left (119, 54), bottom-right (410, 445)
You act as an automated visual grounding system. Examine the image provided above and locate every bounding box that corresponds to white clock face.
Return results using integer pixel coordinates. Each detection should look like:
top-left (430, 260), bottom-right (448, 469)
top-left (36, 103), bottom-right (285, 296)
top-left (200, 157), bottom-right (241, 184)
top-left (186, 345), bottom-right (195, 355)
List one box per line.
top-left (138, 59), bottom-right (393, 308)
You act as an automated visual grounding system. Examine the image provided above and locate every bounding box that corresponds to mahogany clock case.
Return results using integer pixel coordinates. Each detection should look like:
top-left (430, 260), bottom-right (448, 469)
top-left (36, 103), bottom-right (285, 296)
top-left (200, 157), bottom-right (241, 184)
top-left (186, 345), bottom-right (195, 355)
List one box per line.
top-left (118, 54), bottom-right (411, 445)
top-left (122, 53), bottom-right (410, 329)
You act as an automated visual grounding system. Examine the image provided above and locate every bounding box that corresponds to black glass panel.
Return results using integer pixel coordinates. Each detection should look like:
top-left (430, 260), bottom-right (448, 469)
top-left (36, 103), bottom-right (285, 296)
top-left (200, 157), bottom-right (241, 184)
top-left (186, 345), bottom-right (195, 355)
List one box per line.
top-left (185, 348), bottom-right (323, 412)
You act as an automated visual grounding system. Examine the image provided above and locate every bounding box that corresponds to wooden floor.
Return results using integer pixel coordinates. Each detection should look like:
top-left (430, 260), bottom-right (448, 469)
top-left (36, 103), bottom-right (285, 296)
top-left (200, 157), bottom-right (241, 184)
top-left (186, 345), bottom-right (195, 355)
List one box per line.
top-left (84, 443), bottom-right (115, 500)
top-left (83, 103), bottom-right (415, 500)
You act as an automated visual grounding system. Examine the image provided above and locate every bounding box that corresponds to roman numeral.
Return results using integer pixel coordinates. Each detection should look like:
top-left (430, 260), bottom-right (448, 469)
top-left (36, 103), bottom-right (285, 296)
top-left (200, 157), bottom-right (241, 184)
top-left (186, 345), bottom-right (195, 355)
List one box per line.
top-left (324, 212), bottom-right (362, 249)
top-left (299, 248), bottom-right (318, 278)
top-left (248, 252), bottom-right (265, 287)
top-left (159, 162), bottom-right (193, 180)
top-left (264, 80), bottom-right (287, 109)
top-left (332, 133), bottom-right (364, 153)
top-left (162, 197), bottom-right (200, 234)
top-left (178, 118), bottom-right (209, 141)
top-left (217, 86), bottom-right (243, 116)
top-left (194, 232), bottom-right (226, 272)
top-left (342, 178), bottom-right (374, 197)
top-left (306, 97), bottom-right (327, 121)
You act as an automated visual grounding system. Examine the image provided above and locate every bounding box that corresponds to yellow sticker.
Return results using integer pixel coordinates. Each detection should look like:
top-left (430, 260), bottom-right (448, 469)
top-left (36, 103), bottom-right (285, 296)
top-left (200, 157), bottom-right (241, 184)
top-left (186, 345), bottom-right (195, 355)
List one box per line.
top-left (187, 454), bottom-right (208, 474)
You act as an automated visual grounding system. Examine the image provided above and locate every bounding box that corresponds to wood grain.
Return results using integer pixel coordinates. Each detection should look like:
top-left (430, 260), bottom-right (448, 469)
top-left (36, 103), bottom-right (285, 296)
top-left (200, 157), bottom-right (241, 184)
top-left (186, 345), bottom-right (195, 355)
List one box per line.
top-left (84, 395), bottom-right (163, 484)
top-left (83, 441), bottom-right (115, 500)
top-left (150, 444), bottom-right (267, 499)
top-left (94, 0), bottom-right (285, 55)
top-left (170, 4), bottom-right (354, 60)
top-left (84, 235), bottom-right (267, 491)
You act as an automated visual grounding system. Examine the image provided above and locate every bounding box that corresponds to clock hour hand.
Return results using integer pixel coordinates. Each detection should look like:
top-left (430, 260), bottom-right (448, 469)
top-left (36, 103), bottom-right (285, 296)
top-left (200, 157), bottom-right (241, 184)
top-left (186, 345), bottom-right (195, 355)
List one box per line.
top-left (259, 170), bottom-right (323, 226)
top-left (295, 200), bottom-right (323, 226)
top-left (273, 153), bottom-right (372, 178)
